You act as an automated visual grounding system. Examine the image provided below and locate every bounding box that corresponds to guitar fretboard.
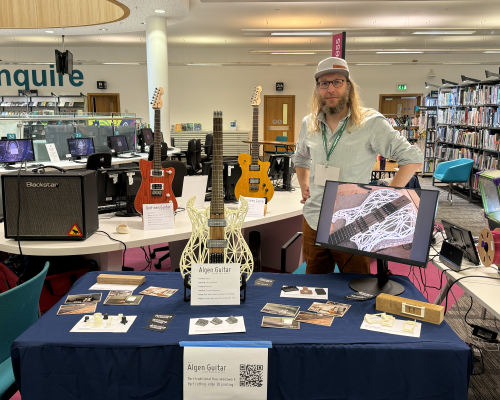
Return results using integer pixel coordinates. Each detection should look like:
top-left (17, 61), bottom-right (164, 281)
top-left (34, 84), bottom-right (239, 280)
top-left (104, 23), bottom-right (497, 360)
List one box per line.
top-left (251, 106), bottom-right (259, 165)
top-left (153, 109), bottom-right (162, 171)
top-left (210, 111), bottom-right (224, 217)
top-left (328, 195), bottom-right (412, 246)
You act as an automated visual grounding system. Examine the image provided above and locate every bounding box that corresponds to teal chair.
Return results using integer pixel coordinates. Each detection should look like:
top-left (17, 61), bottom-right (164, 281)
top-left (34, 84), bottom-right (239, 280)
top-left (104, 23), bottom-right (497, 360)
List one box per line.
top-left (0, 262), bottom-right (49, 400)
top-left (433, 158), bottom-right (474, 204)
top-left (264, 136), bottom-right (292, 156)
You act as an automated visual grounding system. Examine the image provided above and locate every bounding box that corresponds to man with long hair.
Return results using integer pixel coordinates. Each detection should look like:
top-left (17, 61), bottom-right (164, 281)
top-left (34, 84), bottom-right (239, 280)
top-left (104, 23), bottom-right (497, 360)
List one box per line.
top-left (292, 57), bottom-right (423, 274)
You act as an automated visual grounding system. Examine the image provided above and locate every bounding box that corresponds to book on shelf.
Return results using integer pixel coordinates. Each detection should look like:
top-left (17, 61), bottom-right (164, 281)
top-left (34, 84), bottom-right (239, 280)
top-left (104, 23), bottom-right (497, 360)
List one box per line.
top-left (194, 123), bottom-right (202, 131)
top-left (187, 123), bottom-right (194, 131)
top-left (68, 102), bottom-right (74, 106)
top-left (175, 124), bottom-right (182, 131)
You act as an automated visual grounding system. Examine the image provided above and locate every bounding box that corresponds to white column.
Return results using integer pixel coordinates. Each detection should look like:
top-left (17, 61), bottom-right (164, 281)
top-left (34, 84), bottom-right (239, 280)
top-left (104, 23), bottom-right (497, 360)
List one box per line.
top-left (146, 16), bottom-right (170, 146)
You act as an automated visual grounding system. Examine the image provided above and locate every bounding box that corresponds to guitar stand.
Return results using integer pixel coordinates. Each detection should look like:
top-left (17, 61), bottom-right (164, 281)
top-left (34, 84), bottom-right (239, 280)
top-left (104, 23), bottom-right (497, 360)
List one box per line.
top-left (183, 274), bottom-right (247, 302)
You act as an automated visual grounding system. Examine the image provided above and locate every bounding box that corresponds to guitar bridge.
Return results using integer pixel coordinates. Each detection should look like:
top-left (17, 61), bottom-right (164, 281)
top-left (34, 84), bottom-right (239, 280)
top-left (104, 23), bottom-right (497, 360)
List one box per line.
top-left (207, 240), bottom-right (227, 248)
top-left (208, 219), bottom-right (227, 227)
top-left (249, 185), bottom-right (259, 190)
top-left (249, 165), bottom-right (260, 171)
top-left (150, 183), bottom-right (164, 190)
top-left (150, 170), bottom-right (164, 177)
top-left (249, 178), bottom-right (260, 184)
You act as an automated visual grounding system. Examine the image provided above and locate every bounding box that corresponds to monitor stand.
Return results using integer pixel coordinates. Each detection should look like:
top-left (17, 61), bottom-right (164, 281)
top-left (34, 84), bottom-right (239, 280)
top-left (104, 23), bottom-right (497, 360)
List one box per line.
top-left (349, 259), bottom-right (404, 296)
top-left (115, 195), bottom-right (141, 217)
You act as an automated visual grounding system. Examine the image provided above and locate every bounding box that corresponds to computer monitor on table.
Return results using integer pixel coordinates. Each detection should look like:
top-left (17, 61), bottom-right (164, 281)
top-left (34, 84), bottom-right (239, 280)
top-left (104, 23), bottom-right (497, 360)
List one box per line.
top-left (0, 139), bottom-right (35, 168)
top-left (137, 128), bottom-right (154, 153)
top-left (67, 137), bottom-right (95, 159)
top-left (315, 181), bottom-right (440, 296)
top-left (107, 135), bottom-right (131, 156)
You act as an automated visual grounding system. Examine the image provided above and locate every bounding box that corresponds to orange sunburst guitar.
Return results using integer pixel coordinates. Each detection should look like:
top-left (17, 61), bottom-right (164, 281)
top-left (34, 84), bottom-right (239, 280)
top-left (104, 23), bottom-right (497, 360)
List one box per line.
top-left (234, 86), bottom-right (274, 204)
top-left (134, 87), bottom-right (178, 213)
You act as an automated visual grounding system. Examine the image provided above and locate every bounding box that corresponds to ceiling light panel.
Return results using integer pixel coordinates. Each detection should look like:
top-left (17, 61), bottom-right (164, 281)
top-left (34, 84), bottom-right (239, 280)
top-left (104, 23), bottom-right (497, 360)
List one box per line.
top-left (412, 31), bottom-right (476, 35)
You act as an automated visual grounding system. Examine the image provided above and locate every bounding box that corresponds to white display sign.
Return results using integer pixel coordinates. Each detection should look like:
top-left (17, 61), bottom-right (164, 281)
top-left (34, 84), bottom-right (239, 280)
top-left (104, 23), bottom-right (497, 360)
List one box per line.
top-left (191, 263), bottom-right (240, 306)
top-left (241, 197), bottom-right (265, 218)
top-left (45, 143), bottom-right (60, 163)
top-left (181, 175), bottom-right (209, 208)
top-left (143, 203), bottom-right (175, 230)
top-left (183, 346), bottom-right (268, 400)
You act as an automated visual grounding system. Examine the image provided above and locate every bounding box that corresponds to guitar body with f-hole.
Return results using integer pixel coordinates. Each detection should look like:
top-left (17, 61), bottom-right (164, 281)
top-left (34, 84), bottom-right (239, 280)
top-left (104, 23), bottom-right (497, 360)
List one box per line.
top-left (134, 87), bottom-right (177, 213)
top-left (235, 86), bottom-right (274, 203)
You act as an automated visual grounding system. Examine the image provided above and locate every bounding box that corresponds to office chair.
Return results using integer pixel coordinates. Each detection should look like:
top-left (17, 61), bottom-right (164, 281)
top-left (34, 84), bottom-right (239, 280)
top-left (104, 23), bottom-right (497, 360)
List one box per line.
top-left (201, 134), bottom-right (213, 163)
top-left (432, 158), bottom-right (474, 204)
top-left (185, 139), bottom-right (201, 175)
top-left (149, 161), bottom-right (188, 269)
top-left (148, 142), bottom-right (169, 162)
top-left (0, 262), bottom-right (49, 400)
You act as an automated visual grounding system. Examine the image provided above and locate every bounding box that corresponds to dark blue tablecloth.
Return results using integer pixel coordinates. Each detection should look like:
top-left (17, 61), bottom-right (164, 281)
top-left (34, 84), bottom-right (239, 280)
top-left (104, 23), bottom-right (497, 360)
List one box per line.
top-left (11, 271), bottom-right (471, 400)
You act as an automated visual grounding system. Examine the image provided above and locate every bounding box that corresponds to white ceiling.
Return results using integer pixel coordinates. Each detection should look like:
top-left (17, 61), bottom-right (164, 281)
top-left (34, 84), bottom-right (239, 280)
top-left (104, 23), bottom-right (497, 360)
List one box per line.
top-left (0, 0), bottom-right (500, 62)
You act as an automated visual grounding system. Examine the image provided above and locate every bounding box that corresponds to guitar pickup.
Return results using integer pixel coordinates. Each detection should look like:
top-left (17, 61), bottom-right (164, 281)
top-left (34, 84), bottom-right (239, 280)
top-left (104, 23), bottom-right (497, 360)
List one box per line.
top-left (249, 178), bottom-right (260, 184)
top-left (249, 165), bottom-right (260, 171)
top-left (207, 240), bottom-right (227, 248)
top-left (249, 185), bottom-right (259, 190)
top-left (150, 170), bottom-right (164, 177)
top-left (208, 219), bottom-right (227, 227)
top-left (150, 183), bottom-right (164, 190)
top-left (152, 190), bottom-right (162, 196)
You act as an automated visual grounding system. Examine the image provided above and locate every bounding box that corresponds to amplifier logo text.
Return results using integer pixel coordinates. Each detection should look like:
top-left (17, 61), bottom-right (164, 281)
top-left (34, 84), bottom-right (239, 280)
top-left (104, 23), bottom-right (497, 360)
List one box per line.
top-left (26, 182), bottom-right (59, 188)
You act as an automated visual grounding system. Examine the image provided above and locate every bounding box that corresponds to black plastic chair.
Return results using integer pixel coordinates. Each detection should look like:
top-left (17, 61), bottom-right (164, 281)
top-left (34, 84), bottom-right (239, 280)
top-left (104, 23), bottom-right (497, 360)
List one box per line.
top-left (149, 160), bottom-right (188, 269)
top-left (195, 139), bottom-right (202, 170)
top-left (201, 134), bottom-right (213, 163)
top-left (184, 139), bottom-right (201, 175)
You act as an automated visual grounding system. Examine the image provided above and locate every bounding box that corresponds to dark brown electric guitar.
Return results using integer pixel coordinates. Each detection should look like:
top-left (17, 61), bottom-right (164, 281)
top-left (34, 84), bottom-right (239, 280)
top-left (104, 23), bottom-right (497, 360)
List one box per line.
top-left (134, 87), bottom-right (178, 213)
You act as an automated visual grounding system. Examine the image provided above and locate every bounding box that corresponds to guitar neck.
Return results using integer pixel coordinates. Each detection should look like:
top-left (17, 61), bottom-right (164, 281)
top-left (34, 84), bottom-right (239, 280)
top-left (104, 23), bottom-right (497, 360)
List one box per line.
top-left (251, 106), bottom-right (259, 165)
top-left (154, 109), bottom-right (162, 170)
top-left (329, 195), bottom-right (412, 245)
top-left (210, 111), bottom-right (224, 218)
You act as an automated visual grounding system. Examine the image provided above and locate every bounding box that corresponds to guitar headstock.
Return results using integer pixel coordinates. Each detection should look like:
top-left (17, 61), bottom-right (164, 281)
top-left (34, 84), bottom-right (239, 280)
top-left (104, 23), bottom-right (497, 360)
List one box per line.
top-left (250, 86), bottom-right (262, 106)
top-left (151, 87), bottom-right (164, 109)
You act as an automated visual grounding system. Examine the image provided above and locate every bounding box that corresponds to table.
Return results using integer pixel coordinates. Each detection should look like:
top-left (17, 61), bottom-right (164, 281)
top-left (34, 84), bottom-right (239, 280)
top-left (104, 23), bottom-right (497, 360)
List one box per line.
top-left (371, 161), bottom-right (422, 182)
top-left (11, 271), bottom-right (471, 400)
top-left (242, 140), bottom-right (296, 154)
top-left (0, 148), bottom-right (181, 176)
top-left (0, 189), bottom-right (304, 271)
top-left (430, 245), bottom-right (500, 320)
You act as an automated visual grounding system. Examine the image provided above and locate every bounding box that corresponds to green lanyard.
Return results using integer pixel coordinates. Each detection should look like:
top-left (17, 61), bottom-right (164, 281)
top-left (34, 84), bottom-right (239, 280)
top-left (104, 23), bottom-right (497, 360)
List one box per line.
top-left (322, 118), bottom-right (349, 162)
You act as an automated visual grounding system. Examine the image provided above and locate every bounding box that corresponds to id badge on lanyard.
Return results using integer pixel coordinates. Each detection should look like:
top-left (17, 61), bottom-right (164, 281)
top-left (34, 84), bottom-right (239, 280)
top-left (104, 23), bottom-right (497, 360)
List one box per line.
top-left (314, 118), bottom-right (348, 187)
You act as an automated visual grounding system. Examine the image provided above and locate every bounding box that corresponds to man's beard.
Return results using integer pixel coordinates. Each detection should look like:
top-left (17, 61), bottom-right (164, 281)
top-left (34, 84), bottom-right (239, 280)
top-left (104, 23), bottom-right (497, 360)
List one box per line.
top-left (320, 87), bottom-right (350, 115)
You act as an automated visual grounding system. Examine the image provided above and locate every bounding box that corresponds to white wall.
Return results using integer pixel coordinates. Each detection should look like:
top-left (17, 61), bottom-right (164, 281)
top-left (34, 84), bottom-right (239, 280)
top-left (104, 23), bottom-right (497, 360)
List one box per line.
top-left (1, 45), bottom-right (499, 140)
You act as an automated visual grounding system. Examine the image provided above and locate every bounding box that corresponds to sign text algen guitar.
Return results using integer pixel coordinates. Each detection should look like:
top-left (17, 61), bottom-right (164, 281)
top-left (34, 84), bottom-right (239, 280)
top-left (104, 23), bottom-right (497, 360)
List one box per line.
top-left (134, 87), bottom-right (177, 213)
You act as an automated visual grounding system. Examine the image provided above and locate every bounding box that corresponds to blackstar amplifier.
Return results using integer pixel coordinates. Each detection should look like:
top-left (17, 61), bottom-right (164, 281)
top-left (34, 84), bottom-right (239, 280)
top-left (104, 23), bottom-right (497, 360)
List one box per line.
top-left (2, 168), bottom-right (98, 240)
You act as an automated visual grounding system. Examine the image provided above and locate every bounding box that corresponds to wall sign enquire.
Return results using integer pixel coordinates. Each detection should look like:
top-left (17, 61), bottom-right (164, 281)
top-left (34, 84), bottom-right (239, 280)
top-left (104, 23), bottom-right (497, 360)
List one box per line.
top-left (276, 82), bottom-right (284, 91)
top-left (0, 65), bottom-right (84, 89)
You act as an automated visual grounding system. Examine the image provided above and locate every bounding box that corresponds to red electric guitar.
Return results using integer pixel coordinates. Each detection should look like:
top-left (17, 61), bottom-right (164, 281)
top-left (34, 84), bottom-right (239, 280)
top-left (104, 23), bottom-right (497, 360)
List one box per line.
top-left (134, 87), bottom-right (178, 213)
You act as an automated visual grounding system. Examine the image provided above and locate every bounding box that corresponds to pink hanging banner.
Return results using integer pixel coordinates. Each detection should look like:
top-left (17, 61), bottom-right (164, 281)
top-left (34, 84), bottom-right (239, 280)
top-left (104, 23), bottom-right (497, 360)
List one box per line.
top-left (332, 32), bottom-right (346, 59)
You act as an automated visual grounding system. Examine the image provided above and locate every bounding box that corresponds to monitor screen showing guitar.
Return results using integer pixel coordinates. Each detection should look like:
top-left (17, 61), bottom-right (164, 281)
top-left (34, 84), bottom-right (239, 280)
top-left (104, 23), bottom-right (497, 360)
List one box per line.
top-left (0, 139), bottom-right (35, 163)
top-left (67, 138), bottom-right (95, 157)
top-left (315, 181), bottom-right (439, 267)
top-left (108, 135), bottom-right (129, 154)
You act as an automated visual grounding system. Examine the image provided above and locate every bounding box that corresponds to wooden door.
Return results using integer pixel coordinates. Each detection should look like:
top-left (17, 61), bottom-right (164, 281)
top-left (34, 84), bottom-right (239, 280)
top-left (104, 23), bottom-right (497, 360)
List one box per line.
top-left (379, 94), bottom-right (422, 116)
top-left (87, 93), bottom-right (121, 113)
top-left (263, 95), bottom-right (295, 153)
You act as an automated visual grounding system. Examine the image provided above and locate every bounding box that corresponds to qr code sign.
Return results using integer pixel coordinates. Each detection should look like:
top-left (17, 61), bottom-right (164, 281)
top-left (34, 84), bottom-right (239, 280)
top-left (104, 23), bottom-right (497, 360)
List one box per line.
top-left (240, 364), bottom-right (264, 387)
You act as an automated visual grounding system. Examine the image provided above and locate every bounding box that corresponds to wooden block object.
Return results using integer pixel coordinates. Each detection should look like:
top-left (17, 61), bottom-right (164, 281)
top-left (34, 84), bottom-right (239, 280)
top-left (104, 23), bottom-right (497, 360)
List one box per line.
top-left (96, 274), bottom-right (145, 286)
top-left (376, 293), bottom-right (444, 325)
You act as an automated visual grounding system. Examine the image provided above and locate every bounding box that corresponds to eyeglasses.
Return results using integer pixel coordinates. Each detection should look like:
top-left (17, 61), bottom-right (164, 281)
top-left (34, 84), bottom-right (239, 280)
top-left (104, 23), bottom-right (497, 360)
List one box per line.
top-left (317, 79), bottom-right (347, 89)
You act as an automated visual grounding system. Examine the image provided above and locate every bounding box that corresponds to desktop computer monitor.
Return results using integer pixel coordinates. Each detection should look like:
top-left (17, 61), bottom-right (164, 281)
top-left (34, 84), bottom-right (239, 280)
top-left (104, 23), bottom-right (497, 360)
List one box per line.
top-left (108, 135), bottom-right (130, 155)
top-left (0, 139), bottom-right (35, 164)
top-left (223, 159), bottom-right (242, 202)
top-left (67, 137), bottom-right (95, 159)
top-left (315, 181), bottom-right (440, 295)
top-left (138, 128), bottom-right (154, 147)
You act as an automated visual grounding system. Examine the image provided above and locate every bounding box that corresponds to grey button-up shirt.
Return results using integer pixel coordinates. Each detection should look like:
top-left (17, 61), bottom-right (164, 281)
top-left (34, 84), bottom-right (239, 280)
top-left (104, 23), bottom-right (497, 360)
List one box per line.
top-left (292, 109), bottom-right (424, 230)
